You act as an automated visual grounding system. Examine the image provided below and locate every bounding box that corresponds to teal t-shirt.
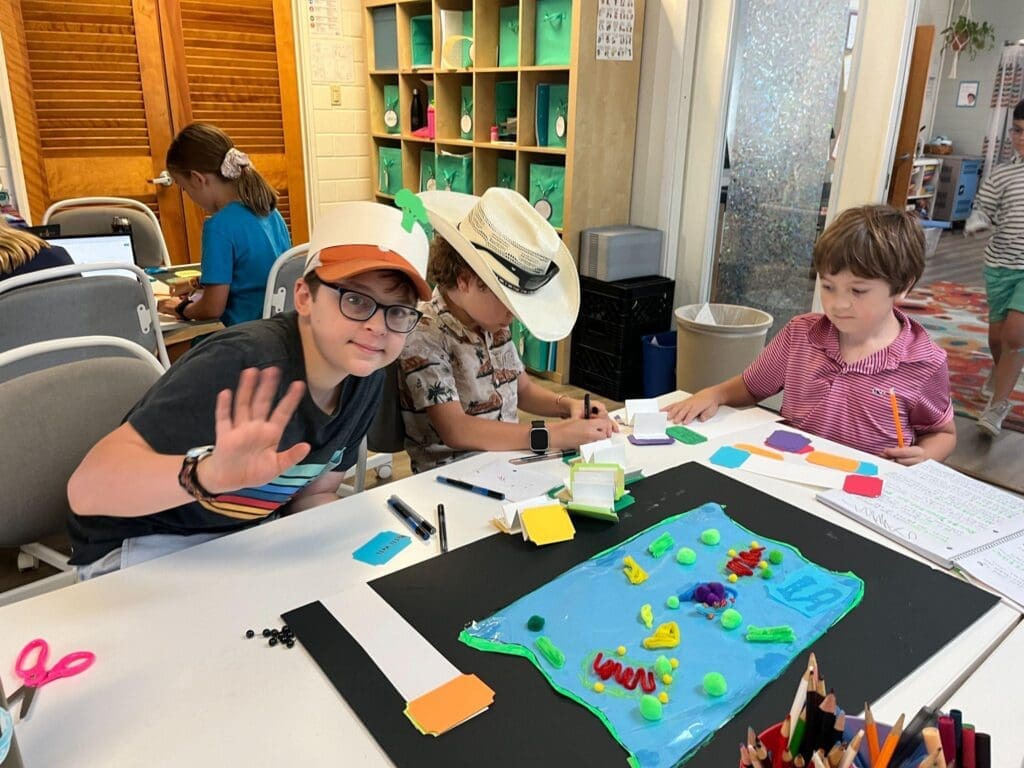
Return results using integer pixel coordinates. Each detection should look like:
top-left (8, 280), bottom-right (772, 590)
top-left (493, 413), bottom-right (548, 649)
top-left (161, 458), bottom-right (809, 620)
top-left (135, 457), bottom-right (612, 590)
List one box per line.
top-left (201, 201), bottom-right (291, 326)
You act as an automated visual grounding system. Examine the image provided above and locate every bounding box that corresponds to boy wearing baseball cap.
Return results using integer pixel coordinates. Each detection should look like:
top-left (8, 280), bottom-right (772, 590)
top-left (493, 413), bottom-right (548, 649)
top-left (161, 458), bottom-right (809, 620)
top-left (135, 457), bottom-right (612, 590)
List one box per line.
top-left (67, 200), bottom-right (431, 578)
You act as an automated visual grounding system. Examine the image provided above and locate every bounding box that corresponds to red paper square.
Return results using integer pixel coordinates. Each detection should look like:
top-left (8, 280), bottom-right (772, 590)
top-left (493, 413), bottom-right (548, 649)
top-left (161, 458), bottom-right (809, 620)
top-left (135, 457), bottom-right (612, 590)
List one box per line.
top-left (843, 474), bottom-right (883, 498)
top-left (796, 445), bottom-right (814, 455)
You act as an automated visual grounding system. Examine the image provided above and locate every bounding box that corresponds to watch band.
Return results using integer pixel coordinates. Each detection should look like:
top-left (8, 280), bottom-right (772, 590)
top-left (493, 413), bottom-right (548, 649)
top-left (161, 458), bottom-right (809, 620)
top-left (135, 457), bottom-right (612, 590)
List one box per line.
top-left (178, 447), bottom-right (216, 503)
top-left (174, 297), bottom-right (192, 321)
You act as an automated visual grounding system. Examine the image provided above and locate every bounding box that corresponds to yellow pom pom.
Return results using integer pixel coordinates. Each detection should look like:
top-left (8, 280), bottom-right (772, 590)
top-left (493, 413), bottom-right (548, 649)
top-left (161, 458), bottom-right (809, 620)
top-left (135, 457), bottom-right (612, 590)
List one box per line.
top-left (728, 573), bottom-right (739, 583)
top-left (593, 682), bottom-right (605, 693)
top-left (727, 548), bottom-right (737, 557)
top-left (662, 674), bottom-right (673, 685)
top-left (759, 560), bottom-right (768, 570)
top-left (658, 692), bottom-right (669, 704)
top-left (750, 540), bottom-right (759, 549)
top-left (617, 645), bottom-right (627, 656)
top-left (669, 658), bottom-right (679, 669)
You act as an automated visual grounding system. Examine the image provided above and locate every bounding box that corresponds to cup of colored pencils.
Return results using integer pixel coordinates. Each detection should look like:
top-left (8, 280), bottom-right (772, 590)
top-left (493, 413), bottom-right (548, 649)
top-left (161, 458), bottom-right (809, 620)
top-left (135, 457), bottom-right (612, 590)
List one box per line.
top-left (739, 653), bottom-right (992, 768)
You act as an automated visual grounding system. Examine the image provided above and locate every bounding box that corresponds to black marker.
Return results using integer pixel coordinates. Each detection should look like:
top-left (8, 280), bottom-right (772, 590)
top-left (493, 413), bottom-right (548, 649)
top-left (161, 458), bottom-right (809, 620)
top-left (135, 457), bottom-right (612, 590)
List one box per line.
top-left (437, 504), bottom-right (448, 554)
top-left (387, 495), bottom-right (433, 540)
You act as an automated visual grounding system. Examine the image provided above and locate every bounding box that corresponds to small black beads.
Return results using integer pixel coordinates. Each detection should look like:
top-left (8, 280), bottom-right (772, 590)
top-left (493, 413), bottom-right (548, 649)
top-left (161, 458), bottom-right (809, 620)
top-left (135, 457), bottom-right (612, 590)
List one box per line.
top-left (247, 624), bottom-right (296, 649)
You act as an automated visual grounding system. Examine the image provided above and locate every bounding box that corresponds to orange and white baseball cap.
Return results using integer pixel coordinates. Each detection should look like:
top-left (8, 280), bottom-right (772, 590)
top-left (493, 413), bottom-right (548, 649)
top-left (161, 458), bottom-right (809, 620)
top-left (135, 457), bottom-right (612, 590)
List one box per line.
top-left (303, 201), bottom-right (431, 300)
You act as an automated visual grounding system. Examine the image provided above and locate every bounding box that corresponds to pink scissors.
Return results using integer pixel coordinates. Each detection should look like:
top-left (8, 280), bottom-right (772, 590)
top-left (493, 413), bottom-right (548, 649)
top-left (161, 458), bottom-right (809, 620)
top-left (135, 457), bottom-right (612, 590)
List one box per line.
top-left (7, 638), bottom-right (95, 719)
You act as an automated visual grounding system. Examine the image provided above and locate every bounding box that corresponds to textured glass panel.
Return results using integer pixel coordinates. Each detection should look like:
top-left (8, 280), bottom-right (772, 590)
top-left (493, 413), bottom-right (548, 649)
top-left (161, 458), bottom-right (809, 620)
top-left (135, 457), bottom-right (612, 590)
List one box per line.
top-left (714, 0), bottom-right (850, 338)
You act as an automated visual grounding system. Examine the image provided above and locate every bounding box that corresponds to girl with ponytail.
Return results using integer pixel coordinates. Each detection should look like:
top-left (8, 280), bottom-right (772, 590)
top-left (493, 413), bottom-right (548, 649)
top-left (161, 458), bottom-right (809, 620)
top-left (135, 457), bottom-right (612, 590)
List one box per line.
top-left (161, 123), bottom-right (291, 325)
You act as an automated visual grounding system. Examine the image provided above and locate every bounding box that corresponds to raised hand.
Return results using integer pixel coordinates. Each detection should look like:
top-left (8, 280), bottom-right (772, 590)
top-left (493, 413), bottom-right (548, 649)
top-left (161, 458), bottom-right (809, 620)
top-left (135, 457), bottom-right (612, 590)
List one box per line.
top-left (198, 367), bottom-right (311, 494)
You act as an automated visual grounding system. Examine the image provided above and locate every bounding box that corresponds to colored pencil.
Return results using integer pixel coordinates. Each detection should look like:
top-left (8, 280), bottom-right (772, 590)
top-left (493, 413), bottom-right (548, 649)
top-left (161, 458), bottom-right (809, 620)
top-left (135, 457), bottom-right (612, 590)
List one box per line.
top-left (865, 702), bottom-right (881, 765)
top-left (837, 729), bottom-right (862, 768)
top-left (889, 388), bottom-right (905, 448)
top-left (874, 712), bottom-right (905, 768)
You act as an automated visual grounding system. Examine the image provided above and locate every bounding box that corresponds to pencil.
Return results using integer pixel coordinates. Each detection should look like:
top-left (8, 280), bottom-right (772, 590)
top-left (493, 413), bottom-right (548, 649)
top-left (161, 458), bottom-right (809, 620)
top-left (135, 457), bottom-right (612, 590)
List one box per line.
top-left (837, 729), bottom-right (863, 768)
top-left (889, 388), bottom-right (905, 448)
top-left (865, 703), bottom-right (881, 765)
top-left (874, 712), bottom-right (906, 768)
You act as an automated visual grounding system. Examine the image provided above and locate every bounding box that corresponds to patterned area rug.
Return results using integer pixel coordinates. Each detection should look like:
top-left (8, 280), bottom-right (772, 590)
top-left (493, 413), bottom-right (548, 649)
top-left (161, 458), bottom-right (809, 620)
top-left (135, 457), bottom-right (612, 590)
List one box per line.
top-left (901, 281), bottom-right (1024, 434)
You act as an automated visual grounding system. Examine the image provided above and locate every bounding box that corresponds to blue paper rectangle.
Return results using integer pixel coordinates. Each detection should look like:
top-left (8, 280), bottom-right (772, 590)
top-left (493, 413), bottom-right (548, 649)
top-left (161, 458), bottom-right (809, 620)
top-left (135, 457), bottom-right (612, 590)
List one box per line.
top-left (353, 531), bottom-right (411, 566)
top-left (709, 445), bottom-right (751, 468)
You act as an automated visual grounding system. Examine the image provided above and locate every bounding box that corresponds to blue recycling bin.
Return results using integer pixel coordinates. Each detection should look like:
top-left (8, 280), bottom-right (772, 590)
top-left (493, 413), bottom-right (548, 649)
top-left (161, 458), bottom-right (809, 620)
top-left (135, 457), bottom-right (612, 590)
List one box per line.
top-left (642, 331), bottom-right (677, 398)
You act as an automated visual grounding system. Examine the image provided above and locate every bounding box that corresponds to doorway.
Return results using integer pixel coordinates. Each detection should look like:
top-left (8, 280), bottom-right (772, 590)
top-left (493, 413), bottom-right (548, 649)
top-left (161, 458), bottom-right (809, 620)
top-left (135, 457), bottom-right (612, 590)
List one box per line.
top-left (0, 0), bottom-right (308, 264)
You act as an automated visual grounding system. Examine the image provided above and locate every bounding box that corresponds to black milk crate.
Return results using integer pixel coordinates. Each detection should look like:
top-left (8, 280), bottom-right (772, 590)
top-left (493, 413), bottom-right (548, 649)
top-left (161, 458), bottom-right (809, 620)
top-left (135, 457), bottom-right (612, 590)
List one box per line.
top-left (570, 341), bottom-right (644, 401)
top-left (579, 275), bottom-right (674, 327)
top-left (574, 315), bottom-right (667, 357)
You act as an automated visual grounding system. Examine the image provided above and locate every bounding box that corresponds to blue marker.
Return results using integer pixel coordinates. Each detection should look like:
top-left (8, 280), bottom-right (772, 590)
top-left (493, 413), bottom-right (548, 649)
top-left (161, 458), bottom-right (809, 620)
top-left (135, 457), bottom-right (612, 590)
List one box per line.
top-left (436, 475), bottom-right (506, 500)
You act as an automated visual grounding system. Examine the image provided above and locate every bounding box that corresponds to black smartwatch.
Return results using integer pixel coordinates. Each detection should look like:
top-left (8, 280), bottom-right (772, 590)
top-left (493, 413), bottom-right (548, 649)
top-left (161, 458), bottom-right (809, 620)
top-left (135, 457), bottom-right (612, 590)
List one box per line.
top-left (174, 297), bottom-right (192, 321)
top-left (529, 420), bottom-right (549, 453)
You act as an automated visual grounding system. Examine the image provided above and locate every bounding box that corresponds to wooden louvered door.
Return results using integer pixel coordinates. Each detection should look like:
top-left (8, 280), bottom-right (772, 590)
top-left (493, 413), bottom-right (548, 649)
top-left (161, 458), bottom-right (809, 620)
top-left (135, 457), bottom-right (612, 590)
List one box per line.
top-left (160, 0), bottom-right (308, 256)
top-left (0, 0), bottom-right (191, 261)
top-left (0, 0), bottom-right (308, 263)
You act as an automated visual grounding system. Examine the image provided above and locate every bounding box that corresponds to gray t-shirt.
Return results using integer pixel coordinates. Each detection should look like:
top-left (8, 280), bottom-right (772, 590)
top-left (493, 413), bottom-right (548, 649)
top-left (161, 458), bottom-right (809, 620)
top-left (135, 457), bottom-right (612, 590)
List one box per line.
top-left (67, 312), bottom-right (383, 565)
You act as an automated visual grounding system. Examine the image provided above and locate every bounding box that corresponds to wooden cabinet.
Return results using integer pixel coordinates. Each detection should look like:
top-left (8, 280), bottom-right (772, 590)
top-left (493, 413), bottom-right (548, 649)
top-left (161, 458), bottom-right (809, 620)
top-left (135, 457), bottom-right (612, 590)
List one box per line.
top-left (364, 0), bottom-right (645, 383)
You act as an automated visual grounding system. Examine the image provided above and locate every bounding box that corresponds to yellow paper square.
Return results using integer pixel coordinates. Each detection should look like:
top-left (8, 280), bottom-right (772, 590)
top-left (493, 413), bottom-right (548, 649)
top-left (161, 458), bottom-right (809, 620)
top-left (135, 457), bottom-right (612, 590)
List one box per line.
top-left (520, 504), bottom-right (576, 546)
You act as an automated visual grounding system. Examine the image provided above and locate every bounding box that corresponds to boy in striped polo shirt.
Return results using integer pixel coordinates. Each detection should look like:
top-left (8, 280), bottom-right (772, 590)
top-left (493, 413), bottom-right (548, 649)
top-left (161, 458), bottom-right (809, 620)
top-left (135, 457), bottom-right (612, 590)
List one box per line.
top-left (966, 99), bottom-right (1024, 436)
top-left (666, 205), bottom-right (955, 464)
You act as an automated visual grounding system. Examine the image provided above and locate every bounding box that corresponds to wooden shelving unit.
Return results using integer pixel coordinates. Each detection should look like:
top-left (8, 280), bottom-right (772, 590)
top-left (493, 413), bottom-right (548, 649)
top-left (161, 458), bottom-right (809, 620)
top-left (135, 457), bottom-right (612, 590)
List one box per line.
top-left (364, 0), bottom-right (646, 383)
top-left (903, 157), bottom-right (943, 219)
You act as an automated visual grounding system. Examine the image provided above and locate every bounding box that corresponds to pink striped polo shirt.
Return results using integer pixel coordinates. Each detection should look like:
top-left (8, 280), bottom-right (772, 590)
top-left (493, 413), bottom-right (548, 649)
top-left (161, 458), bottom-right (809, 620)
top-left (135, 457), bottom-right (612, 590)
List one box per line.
top-left (741, 310), bottom-right (953, 456)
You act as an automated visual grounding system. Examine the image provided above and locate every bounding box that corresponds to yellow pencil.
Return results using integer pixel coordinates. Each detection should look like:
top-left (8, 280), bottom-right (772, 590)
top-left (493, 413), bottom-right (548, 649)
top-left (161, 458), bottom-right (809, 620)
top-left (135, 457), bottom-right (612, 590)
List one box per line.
top-left (889, 388), bottom-right (905, 448)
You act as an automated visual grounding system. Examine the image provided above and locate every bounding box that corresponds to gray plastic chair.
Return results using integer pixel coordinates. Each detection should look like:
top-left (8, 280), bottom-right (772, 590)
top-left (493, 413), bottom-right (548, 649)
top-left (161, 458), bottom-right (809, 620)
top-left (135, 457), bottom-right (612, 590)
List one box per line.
top-left (262, 243), bottom-right (309, 318)
top-left (0, 262), bottom-right (170, 369)
top-left (0, 336), bottom-right (165, 606)
top-left (42, 197), bottom-right (172, 268)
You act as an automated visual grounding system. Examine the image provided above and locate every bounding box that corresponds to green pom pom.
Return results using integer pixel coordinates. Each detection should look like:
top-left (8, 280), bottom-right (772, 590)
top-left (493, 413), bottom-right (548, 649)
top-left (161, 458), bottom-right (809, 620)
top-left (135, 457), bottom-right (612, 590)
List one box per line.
top-left (666, 595), bottom-right (680, 610)
top-left (700, 529), bottom-right (721, 546)
top-left (676, 547), bottom-right (697, 565)
top-left (703, 672), bottom-right (728, 697)
top-left (639, 694), bottom-right (663, 721)
top-left (768, 549), bottom-right (784, 565)
top-left (720, 608), bottom-right (742, 630)
top-left (653, 655), bottom-right (672, 676)
top-left (526, 615), bottom-right (545, 632)
top-left (761, 567), bottom-right (774, 580)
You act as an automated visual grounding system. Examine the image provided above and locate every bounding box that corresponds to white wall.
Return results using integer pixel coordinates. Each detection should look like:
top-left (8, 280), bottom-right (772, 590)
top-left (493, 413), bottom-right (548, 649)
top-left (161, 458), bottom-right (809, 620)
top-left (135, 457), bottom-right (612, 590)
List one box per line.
top-left (928, 0), bottom-right (1023, 155)
top-left (293, 0), bottom-right (374, 225)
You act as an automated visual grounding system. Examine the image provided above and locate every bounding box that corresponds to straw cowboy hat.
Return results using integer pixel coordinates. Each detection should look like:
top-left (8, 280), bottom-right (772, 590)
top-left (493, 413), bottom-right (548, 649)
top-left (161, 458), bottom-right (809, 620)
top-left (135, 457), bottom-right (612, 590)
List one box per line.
top-left (418, 187), bottom-right (579, 341)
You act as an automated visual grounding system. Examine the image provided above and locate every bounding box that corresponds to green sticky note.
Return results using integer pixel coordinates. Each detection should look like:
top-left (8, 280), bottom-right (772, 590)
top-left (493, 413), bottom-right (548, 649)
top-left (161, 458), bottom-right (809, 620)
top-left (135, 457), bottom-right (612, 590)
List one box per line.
top-left (666, 425), bottom-right (708, 445)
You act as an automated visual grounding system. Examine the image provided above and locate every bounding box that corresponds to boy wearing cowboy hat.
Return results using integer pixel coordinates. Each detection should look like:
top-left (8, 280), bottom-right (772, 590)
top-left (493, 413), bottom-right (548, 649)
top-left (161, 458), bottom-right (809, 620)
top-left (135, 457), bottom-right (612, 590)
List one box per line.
top-left (67, 201), bottom-right (431, 577)
top-left (399, 187), bottom-right (617, 473)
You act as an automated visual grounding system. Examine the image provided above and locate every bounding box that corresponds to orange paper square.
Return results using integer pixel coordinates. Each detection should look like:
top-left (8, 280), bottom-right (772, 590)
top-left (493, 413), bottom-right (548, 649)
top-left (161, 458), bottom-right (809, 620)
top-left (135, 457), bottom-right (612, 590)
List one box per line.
top-left (806, 451), bottom-right (859, 473)
top-left (734, 443), bottom-right (784, 460)
top-left (405, 673), bottom-right (495, 736)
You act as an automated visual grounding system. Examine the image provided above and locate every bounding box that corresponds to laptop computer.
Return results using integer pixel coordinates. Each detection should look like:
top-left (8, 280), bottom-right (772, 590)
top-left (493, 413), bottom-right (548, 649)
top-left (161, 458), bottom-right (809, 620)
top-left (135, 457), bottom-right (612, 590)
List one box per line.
top-left (47, 233), bottom-right (136, 277)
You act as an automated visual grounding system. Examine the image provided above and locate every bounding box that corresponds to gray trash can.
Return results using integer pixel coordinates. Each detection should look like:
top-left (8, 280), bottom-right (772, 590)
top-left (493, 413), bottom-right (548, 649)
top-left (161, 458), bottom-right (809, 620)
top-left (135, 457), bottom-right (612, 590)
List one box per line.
top-left (675, 304), bottom-right (773, 394)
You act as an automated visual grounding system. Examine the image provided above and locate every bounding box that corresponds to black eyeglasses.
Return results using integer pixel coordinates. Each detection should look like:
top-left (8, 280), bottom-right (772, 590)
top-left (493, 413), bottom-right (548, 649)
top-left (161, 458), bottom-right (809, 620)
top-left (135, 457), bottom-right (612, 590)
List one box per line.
top-left (324, 284), bottom-right (423, 333)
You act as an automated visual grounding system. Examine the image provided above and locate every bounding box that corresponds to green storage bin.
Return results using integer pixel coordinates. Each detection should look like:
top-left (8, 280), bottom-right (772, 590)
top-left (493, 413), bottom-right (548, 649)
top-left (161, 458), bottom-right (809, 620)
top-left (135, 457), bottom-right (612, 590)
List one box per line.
top-left (420, 149), bottom-right (436, 192)
top-left (495, 80), bottom-right (517, 140)
top-left (411, 15), bottom-right (433, 68)
top-left (529, 163), bottom-right (565, 228)
top-left (378, 146), bottom-right (403, 195)
top-left (462, 10), bottom-right (474, 68)
top-left (497, 157), bottom-right (516, 190)
top-left (547, 83), bottom-right (569, 148)
top-left (436, 153), bottom-right (473, 193)
top-left (535, 0), bottom-right (572, 66)
top-left (371, 6), bottom-right (398, 70)
top-left (460, 85), bottom-right (474, 140)
top-left (382, 84), bottom-right (400, 134)
top-left (499, 5), bottom-right (519, 67)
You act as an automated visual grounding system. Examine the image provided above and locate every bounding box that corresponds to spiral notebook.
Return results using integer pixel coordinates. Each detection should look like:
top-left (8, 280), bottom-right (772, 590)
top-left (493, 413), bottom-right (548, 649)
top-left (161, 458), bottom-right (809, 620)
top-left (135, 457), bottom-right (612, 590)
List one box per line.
top-left (817, 460), bottom-right (1024, 605)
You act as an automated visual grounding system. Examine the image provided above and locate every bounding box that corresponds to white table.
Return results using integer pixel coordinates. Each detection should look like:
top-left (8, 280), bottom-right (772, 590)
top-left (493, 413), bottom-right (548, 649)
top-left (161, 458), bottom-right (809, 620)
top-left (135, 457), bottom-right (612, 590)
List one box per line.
top-left (0, 397), bottom-right (1018, 766)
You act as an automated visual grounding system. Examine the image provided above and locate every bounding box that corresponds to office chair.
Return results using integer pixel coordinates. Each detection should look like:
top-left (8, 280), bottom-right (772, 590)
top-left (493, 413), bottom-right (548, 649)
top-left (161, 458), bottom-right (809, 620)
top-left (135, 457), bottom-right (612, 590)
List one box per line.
top-left (42, 197), bottom-right (172, 268)
top-left (0, 262), bottom-right (170, 369)
top-left (263, 243), bottom-right (309, 317)
top-left (0, 336), bottom-right (165, 606)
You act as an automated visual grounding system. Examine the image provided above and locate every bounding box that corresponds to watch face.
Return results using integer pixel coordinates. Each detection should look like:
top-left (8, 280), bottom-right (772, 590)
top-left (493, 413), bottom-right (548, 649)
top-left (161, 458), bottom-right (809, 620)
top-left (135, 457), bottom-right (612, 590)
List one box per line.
top-left (530, 426), bottom-right (549, 452)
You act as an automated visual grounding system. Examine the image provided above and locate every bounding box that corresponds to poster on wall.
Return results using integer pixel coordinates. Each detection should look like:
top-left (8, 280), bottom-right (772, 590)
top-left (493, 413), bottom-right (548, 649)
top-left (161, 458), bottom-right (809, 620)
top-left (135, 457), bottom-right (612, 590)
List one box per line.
top-left (956, 80), bottom-right (980, 108)
top-left (310, 40), bottom-right (355, 84)
top-left (596, 0), bottom-right (634, 61)
top-left (307, 0), bottom-right (342, 37)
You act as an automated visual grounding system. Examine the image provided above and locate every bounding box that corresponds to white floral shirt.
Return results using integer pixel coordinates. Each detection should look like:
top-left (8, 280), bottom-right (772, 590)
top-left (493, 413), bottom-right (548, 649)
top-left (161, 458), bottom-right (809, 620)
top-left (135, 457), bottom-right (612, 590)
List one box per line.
top-left (399, 288), bottom-right (524, 472)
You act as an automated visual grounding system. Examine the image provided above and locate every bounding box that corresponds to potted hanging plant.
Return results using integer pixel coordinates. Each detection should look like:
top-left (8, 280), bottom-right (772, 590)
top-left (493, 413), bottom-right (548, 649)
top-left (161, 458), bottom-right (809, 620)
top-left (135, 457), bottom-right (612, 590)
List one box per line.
top-left (941, 15), bottom-right (996, 77)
